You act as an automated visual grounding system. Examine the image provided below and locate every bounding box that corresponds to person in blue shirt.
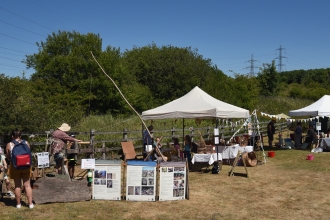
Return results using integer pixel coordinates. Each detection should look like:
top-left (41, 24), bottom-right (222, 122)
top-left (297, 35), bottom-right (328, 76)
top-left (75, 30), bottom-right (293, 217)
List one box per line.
top-left (143, 125), bottom-right (154, 159)
top-left (184, 135), bottom-right (192, 163)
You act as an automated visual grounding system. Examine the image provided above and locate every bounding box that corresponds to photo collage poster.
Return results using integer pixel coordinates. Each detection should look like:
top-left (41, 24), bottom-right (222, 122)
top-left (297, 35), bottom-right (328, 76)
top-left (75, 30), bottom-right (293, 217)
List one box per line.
top-left (126, 164), bottom-right (156, 201)
top-left (92, 164), bottom-right (121, 200)
top-left (159, 162), bottom-right (186, 201)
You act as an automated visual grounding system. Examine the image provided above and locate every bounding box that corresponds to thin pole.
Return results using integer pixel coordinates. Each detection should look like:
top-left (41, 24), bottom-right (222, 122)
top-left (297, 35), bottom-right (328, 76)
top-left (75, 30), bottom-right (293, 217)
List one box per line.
top-left (182, 118), bottom-right (185, 145)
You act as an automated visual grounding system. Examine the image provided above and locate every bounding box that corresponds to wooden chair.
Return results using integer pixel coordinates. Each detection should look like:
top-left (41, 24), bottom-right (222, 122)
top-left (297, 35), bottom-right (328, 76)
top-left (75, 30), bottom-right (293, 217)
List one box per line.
top-left (121, 141), bottom-right (137, 161)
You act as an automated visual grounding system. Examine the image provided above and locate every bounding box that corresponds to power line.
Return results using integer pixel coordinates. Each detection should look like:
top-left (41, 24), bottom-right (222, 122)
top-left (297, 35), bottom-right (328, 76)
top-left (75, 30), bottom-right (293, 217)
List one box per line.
top-left (0, 6), bottom-right (56, 32)
top-left (0, 19), bottom-right (47, 38)
top-left (0, 51), bottom-right (26, 57)
top-left (286, 52), bottom-right (328, 68)
top-left (0, 55), bottom-right (23, 62)
top-left (0, 46), bottom-right (29, 54)
top-left (0, 32), bottom-right (36, 46)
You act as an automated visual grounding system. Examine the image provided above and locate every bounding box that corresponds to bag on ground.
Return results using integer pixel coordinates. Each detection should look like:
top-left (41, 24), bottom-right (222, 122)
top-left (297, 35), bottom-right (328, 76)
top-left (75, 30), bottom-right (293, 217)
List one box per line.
top-left (11, 140), bottom-right (32, 169)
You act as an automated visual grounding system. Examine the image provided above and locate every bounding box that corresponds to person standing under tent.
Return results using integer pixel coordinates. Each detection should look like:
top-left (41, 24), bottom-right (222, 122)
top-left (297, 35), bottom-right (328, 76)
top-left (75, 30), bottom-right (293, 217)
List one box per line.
top-left (294, 122), bottom-right (303, 149)
top-left (267, 120), bottom-right (276, 147)
top-left (143, 125), bottom-right (154, 160)
top-left (183, 135), bottom-right (192, 164)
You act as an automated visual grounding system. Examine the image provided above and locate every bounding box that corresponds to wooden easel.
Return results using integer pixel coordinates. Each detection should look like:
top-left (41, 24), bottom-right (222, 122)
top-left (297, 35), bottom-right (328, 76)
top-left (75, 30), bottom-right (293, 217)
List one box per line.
top-left (228, 151), bottom-right (249, 178)
top-left (144, 147), bottom-right (167, 162)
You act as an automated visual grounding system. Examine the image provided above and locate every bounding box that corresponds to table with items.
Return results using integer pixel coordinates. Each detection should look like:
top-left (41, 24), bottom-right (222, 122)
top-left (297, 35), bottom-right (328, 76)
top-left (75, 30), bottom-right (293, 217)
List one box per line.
top-left (191, 153), bottom-right (222, 165)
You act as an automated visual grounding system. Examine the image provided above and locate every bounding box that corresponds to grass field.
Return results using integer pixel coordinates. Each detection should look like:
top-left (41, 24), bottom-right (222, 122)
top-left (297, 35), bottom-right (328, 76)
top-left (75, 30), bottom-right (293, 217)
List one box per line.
top-left (1, 145), bottom-right (330, 220)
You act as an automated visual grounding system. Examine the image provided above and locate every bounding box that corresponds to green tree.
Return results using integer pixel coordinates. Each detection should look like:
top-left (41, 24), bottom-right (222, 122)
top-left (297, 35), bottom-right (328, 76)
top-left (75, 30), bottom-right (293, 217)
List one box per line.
top-left (257, 60), bottom-right (278, 96)
top-left (24, 31), bottom-right (136, 117)
top-left (122, 43), bottom-right (214, 107)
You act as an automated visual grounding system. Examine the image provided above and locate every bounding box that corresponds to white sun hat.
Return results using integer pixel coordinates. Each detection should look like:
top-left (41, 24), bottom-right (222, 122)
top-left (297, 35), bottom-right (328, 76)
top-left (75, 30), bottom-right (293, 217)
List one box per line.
top-left (58, 123), bottom-right (71, 132)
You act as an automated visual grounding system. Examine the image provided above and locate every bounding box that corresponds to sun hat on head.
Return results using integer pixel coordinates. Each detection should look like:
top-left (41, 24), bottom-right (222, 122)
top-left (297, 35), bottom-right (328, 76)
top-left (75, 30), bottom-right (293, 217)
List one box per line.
top-left (58, 123), bottom-right (71, 132)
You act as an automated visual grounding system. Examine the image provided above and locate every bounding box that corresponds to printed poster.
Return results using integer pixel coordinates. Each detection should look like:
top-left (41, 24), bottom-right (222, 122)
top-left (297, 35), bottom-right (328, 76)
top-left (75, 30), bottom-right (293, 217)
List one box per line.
top-left (92, 160), bottom-right (122, 200)
top-left (37, 152), bottom-right (49, 168)
top-left (159, 162), bottom-right (186, 201)
top-left (126, 161), bottom-right (157, 201)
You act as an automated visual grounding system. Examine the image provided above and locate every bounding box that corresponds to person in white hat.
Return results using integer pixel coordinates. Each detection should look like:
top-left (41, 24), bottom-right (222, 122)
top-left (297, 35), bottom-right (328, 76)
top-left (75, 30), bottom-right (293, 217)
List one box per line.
top-left (51, 123), bottom-right (81, 174)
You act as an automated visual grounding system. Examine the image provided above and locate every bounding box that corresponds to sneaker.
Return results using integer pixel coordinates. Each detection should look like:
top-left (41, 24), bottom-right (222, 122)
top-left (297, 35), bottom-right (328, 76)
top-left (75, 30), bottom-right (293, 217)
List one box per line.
top-left (29, 204), bottom-right (34, 209)
top-left (7, 191), bottom-right (15, 198)
top-left (16, 204), bottom-right (21, 209)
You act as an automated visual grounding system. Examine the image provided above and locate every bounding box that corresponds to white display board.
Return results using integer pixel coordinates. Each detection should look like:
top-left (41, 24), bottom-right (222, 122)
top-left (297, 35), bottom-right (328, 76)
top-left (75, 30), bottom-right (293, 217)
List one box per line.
top-left (159, 162), bottom-right (186, 201)
top-left (37, 152), bottom-right (49, 168)
top-left (126, 161), bottom-right (157, 201)
top-left (92, 160), bottom-right (122, 200)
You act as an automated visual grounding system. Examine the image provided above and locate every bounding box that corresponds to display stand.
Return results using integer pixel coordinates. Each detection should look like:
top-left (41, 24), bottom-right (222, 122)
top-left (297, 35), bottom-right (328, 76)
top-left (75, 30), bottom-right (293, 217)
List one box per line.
top-left (126, 160), bottom-right (157, 201)
top-left (92, 160), bottom-right (122, 200)
top-left (228, 151), bottom-right (249, 178)
top-left (158, 161), bottom-right (187, 201)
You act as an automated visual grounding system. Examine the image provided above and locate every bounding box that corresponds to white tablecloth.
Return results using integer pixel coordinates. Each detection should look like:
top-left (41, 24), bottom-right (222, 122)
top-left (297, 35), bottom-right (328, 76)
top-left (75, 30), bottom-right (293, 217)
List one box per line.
top-left (217, 145), bottom-right (253, 159)
top-left (191, 153), bottom-right (222, 165)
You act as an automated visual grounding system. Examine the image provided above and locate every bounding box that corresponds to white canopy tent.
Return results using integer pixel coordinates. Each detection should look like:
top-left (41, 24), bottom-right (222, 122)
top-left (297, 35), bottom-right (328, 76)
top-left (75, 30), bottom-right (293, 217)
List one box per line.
top-left (141, 87), bottom-right (258, 166)
top-left (288, 95), bottom-right (330, 117)
top-left (141, 86), bottom-right (250, 120)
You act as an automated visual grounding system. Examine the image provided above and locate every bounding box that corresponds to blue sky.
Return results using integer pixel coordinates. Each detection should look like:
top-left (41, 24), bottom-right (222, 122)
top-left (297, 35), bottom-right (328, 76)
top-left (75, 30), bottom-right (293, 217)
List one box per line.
top-left (1, 0), bottom-right (329, 78)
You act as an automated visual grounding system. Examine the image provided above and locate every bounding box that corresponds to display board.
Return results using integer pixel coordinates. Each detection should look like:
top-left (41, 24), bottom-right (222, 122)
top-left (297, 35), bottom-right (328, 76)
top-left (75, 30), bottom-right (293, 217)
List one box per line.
top-left (92, 160), bottom-right (122, 200)
top-left (159, 161), bottom-right (186, 201)
top-left (126, 160), bottom-right (157, 201)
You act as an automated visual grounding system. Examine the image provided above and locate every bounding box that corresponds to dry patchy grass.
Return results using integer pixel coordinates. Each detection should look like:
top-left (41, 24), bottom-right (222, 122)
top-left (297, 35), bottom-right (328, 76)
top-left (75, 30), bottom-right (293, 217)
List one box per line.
top-left (1, 148), bottom-right (330, 220)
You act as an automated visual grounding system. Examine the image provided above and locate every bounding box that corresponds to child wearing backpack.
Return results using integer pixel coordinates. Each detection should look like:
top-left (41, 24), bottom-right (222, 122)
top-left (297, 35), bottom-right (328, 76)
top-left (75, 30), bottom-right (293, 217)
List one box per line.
top-left (6, 129), bottom-right (34, 209)
top-left (0, 147), bottom-right (15, 198)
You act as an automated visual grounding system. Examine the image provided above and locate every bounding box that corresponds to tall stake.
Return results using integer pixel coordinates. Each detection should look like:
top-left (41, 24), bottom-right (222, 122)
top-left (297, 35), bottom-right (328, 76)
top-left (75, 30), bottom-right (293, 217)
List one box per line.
top-left (90, 52), bottom-right (166, 161)
top-left (90, 52), bottom-right (150, 135)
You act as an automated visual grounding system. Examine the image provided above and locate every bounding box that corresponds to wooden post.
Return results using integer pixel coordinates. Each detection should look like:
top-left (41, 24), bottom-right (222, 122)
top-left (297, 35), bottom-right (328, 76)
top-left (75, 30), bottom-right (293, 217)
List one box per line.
top-left (102, 142), bottom-right (106, 160)
top-left (207, 126), bottom-right (211, 140)
top-left (171, 127), bottom-right (175, 139)
top-left (74, 141), bottom-right (78, 161)
top-left (90, 129), bottom-right (95, 159)
top-left (190, 127), bottom-right (194, 142)
top-left (61, 147), bottom-right (66, 175)
top-left (123, 128), bottom-right (128, 141)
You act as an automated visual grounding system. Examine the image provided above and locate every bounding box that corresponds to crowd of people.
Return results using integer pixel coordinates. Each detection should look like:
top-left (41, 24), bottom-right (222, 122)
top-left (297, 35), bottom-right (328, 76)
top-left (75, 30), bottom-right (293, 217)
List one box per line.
top-left (0, 123), bottom-right (82, 209)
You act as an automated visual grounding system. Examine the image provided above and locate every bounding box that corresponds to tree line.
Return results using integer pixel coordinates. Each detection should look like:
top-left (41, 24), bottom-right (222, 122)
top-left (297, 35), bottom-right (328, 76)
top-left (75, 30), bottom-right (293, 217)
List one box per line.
top-left (1, 30), bottom-right (329, 132)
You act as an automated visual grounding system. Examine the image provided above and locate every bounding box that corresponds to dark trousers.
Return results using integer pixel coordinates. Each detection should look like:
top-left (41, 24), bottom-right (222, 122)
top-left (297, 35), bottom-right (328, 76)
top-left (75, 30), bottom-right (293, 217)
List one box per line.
top-left (184, 151), bottom-right (191, 163)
